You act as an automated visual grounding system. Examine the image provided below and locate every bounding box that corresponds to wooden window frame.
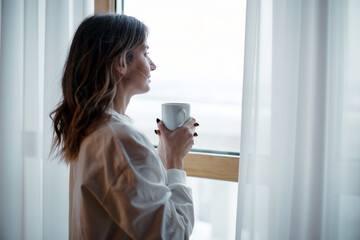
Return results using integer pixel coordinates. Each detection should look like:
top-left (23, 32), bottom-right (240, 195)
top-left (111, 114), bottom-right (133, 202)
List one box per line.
top-left (94, 0), bottom-right (239, 182)
top-left (184, 152), bottom-right (239, 182)
top-left (95, 0), bottom-right (116, 14)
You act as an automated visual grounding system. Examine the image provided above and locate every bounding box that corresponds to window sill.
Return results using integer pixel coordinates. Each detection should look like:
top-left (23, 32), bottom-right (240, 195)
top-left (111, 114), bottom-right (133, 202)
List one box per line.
top-left (184, 151), bottom-right (239, 182)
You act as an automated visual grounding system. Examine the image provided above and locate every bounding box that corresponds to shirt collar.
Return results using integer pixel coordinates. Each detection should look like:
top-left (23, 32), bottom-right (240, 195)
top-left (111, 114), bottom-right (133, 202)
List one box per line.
top-left (107, 108), bottom-right (134, 124)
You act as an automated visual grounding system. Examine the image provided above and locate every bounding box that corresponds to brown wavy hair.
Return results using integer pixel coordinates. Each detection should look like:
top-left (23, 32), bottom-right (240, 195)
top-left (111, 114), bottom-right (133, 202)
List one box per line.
top-left (50, 14), bottom-right (148, 162)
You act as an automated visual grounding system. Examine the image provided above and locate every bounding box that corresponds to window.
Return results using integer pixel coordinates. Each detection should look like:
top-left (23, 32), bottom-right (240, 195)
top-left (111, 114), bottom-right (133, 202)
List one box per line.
top-left (121, 0), bottom-right (245, 155)
top-left (96, 1), bottom-right (246, 239)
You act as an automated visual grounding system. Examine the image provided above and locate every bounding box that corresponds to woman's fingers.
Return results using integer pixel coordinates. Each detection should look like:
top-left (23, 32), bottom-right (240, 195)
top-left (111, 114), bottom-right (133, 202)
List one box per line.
top-left (156, 119), bottom-right (172, 134)
top-left (154, 117), bottom-right (199, 170)
top-left (156, 118), bottom-right (198, 134)
top-left (155, 117), bottom-right (199, 141)
top-left (184, 117), bottom-right (196, 128)
top-left (184, 117), bottom-right (198, 137)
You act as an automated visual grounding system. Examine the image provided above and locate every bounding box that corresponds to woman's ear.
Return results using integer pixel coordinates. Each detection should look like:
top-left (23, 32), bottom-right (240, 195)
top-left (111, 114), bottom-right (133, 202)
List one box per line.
top-left (114, 60), bottom-right (126, 77)
top-left (114, 64), bottom-right (123, 77)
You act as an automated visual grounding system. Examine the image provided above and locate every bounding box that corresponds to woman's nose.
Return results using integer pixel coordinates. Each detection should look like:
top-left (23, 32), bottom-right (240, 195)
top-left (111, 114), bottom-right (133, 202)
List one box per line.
top-left (149, 58), bottom-right (156, 71)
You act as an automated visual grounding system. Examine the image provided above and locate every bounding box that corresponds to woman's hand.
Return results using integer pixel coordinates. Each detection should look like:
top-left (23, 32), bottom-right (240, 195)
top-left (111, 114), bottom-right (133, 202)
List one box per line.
top-left (155, 118), bottom-right (198, 170)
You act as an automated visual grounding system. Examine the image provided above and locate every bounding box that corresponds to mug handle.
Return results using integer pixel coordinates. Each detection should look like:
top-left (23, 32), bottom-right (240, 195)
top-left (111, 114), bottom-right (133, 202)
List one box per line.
top-left (178, 109), bottom-right (187, 127)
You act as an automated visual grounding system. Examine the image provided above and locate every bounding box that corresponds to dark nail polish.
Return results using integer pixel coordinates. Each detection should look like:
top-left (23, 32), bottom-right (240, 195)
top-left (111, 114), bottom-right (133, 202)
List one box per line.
top-left (156, 118), bottom-right (160, 123)
top-left (154, 130), bottom-right (157, 134)
top-left (194, 123), bottom-right (199, 127)
top-left (194, 132), bottom-right (198, 137)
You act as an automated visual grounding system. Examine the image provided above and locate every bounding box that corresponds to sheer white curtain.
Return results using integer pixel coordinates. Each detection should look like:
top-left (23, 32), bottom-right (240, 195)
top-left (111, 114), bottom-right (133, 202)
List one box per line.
top-left (236, 0), bottom-right (360, 239)
top-left (0, 0), bottom-right (93, 239)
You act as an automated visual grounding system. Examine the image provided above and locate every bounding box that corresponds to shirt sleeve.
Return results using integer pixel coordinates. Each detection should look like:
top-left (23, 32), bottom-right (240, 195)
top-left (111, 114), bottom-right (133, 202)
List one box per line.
top-left (90, 128), bottom-right (194, 240)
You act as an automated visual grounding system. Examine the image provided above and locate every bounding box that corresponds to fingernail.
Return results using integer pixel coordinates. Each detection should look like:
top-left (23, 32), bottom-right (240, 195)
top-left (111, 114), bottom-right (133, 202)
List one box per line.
top-left (194, 132), bottom-right (198, 137)
top-left (156, 118), bottom-right (160, 123)
top-left (154, 130), bottom-right (157, 135)
top-left (194, 123), bottom-right (199, 127)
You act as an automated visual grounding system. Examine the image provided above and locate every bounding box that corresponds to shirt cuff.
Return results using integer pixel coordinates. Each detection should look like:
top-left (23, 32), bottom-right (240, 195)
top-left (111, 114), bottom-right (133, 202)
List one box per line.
top-left (167, 169), bottom-right (187, 185)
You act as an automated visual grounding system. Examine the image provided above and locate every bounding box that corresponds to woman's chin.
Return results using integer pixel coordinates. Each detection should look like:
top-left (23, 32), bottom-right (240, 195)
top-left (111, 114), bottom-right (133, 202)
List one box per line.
top-left (143, 84), bottom-right (150, 93)
top-left (135, 86), bottom-right (150, 95)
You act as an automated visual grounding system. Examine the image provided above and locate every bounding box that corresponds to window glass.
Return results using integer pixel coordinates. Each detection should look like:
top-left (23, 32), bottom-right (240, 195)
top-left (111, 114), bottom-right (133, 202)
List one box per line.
top-left (122, 0), bottom-right (246, 153)
top-left (120, 1), bottom-right (246, 238)
top-left (188, 177), bottom-right (238, 240)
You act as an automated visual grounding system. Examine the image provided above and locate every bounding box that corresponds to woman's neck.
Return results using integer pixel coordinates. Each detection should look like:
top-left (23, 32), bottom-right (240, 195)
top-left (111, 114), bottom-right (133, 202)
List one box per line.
top-left (113, 87), bottom-right (132, 115)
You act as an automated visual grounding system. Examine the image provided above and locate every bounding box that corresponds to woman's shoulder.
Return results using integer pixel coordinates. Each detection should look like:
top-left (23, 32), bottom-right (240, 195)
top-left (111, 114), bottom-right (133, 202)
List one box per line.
top-left (77, 113), bottom-right (161, 180)
top-left (81, 113), bottom-right (150, 154)
top-left (76, 115), bottom-right (140, 177)
top-left (108, 114), bottom-right (145, 142)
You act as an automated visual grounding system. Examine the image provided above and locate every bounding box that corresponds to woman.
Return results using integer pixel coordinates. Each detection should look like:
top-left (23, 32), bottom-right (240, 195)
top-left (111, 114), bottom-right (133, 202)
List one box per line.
top-left (50, 14), bottom-right (198, 239)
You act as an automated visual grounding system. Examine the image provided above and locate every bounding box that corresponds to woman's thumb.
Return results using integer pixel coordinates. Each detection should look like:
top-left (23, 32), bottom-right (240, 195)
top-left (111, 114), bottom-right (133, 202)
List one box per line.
top-left (156, 118), bottom-right (169, 132)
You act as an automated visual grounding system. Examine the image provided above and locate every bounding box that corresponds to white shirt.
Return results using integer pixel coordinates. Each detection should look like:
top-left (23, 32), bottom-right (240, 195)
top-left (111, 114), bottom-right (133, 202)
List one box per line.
top-left (69, 109), bottom-right (194, 240)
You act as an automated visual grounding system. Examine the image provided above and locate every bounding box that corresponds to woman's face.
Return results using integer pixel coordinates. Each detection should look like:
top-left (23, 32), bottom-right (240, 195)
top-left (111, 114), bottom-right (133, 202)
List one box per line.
top-left (122, 42), bottom-right (156, 95)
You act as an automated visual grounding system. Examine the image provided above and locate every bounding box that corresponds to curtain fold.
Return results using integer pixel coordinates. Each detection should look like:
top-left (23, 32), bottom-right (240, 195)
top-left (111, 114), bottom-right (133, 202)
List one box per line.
top-left (0, 0), bottom-right (93, 239)
top-left (43, 0), bottom-right (93, 238)
top-left (236, 0), bottom-right (360, 239)
top-left (0, 1), bottom-right (24, 239)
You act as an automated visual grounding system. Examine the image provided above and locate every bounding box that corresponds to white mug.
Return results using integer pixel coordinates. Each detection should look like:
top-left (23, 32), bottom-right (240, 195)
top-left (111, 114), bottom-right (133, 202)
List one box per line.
top-left (161, 103), bottom-right (190, 130)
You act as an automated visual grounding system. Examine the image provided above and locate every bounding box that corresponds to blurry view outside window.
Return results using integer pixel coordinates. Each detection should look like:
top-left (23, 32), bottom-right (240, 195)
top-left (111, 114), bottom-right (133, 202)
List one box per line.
top-left (122, 0), bottom-right (246, 154)
top-left (119, 0), bottom-right (246, 239)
